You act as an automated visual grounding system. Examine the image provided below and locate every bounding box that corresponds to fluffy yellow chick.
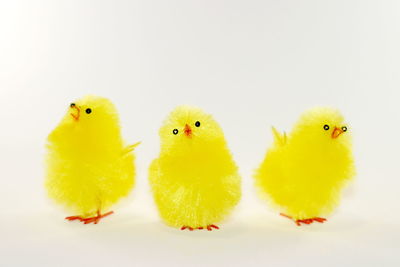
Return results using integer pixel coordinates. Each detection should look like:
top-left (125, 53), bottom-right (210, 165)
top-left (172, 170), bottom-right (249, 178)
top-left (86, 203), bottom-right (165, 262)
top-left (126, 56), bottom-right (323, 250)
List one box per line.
top-left (45, 95), bottom-right (139, 224)
top-left (254, 107), bottom-right (355, 226)
top-left (149, 106), bottom-right (241, 231)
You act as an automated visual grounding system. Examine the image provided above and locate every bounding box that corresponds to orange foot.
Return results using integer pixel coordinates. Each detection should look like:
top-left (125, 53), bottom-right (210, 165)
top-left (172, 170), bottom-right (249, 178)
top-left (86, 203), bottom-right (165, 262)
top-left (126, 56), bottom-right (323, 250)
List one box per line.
top-left (180, 225), bottom-right (220, 231)
top-left (180, 226), bottom-right (195, 231)
top-left (65, 211), bottom-right (114, 224)
top-left (206, 224), bottom-right (219, 231)
top-left (280, 213), bottom-right (327, 226)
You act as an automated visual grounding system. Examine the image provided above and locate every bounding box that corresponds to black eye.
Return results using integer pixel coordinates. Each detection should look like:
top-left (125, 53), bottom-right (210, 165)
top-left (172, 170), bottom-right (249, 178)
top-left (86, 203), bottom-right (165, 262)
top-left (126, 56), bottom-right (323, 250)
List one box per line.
top-left (323, 125), bottom-right (330, 130)
top-left (173, 129), bottom-right (179, 135)
top-left (342, 126), bottom-right (347, 132)
top-left (195, 121), bottom-right (201, 127)
top-left (85, 108), bottom-right (92, 114)
top-left (70, 103), bottom-right (76, 108)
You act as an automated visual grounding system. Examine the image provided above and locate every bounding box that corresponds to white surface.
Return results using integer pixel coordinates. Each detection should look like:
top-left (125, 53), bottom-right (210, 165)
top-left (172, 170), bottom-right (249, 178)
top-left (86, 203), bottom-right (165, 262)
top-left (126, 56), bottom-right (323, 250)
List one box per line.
top-left (0, 0), bottom-right (399, 266)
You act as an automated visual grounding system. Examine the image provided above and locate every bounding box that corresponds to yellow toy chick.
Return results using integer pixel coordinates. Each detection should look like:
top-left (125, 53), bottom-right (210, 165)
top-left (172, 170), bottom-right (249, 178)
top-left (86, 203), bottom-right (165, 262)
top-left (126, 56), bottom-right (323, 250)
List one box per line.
top-left (254, 107), bottom-right (355, 226)
top-left (149, 106), bottom-right (241, 231)
top-left (45, 95), bottom-right (140, 224)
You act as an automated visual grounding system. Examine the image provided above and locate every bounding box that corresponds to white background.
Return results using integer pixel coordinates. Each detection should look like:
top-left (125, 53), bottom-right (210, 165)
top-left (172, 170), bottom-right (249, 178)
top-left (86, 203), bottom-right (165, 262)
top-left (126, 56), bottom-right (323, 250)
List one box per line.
top-left (0, 0), bottom-right (399, 266)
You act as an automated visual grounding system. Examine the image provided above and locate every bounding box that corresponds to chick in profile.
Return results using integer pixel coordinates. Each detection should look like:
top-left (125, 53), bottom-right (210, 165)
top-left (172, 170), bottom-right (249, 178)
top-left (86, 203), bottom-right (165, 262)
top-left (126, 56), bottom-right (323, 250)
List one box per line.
top-left (254, 107), bottom-right (355, 226)
top-left (45, 95), bottom-right (140, 224)
top-left (149, 106), bottom-right (241, 231)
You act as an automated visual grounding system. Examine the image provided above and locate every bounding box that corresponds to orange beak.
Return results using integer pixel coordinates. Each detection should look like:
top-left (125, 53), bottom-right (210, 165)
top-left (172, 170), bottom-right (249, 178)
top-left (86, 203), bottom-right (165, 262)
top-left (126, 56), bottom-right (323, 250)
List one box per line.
top-left (184, 124), bottom-right (192, 138)
top-left (331, 127), bottom-right (344, 139)
top-left (70, 105), bottom-right (80, 121)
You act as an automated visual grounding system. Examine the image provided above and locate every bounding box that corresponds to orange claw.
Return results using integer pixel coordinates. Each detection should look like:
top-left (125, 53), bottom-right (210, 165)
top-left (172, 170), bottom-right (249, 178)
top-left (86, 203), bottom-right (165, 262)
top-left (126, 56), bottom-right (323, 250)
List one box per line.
top-left (65, 215), bottom-right (84, 221)
top-left (313, 217), bottom-right (327, 223)
top-left (180, 226), bottom-right (194, 231)
top-left (65, 211), bottom-right (114, 224)
top-left (280, 213), bottom-right (327, 226)
top-left (181, 225), bottom-right (220, 231)
top-left (206, 225), bottom-right (220, 231)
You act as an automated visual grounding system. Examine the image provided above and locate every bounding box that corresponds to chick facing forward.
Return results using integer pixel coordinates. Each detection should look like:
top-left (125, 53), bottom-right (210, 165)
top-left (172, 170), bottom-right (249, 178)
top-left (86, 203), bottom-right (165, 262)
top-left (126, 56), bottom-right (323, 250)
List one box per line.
top-left (149, 106), bottom-right (241, 231)
top-left (45, 95), bottom-right (140, 224)
top-left (254, 107), bottom-right (355, 226)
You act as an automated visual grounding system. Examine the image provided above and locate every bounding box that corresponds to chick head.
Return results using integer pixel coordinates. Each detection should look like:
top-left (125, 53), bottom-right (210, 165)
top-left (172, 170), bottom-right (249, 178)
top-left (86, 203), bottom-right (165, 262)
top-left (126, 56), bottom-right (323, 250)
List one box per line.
top-left (292, 107), bottom-right (350, 145)
top-left (60, 95), bottom-right (119, 130)
top-left (159, 105), bottom-right (225, 153)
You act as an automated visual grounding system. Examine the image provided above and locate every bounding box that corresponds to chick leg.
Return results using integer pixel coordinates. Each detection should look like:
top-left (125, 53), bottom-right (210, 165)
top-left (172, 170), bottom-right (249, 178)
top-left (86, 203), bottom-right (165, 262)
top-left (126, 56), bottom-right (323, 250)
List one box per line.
top-left (280, 213), bottom-right (327, 226)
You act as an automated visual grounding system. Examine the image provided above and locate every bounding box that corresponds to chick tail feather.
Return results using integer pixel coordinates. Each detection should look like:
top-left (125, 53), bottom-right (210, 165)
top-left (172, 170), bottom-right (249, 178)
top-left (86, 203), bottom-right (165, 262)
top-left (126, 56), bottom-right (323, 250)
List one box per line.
top-left (271, 126), bottom-right (287, 146)
top-left (122, 141), bottom-right (141, 155)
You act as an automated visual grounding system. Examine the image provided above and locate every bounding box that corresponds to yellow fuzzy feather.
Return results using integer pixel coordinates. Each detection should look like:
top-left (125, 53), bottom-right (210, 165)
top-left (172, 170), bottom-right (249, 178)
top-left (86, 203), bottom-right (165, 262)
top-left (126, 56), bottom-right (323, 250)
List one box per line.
top-left (254, 107), bottom-right (355, 221)
top-left (45, 95), bottom-right (137, 219)
top-left (149, 105), bottom-right (241, 229)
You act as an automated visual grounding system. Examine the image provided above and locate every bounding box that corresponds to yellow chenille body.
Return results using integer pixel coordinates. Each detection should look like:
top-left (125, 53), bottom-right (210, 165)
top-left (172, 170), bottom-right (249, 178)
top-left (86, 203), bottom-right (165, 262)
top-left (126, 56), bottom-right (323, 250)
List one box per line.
top-left (149, 106), bottom-right (241, 229)
top-left (46, 95), bottom-right (137, 218)
top-left (255, 107), bottom-right (355, 220)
